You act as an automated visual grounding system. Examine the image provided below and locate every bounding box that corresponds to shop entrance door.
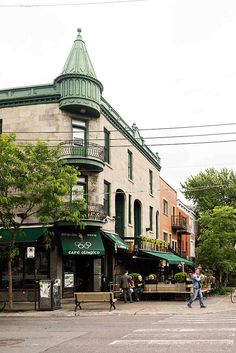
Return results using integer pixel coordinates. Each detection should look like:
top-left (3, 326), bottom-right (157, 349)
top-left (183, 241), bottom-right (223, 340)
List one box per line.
top-left (76, 256), bottom-right (93, 292)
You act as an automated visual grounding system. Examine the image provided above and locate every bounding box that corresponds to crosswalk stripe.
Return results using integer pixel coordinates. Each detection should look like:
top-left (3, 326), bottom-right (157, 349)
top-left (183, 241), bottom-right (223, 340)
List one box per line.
top-left (134, 328), bottom-right (236, 332)
top-left (110, 339), bottom-right (234, 346)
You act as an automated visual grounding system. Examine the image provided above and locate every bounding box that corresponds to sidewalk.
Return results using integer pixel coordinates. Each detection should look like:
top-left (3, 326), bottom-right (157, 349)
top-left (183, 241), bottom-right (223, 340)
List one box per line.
top-left (1, 295), bottom-right (236, 317)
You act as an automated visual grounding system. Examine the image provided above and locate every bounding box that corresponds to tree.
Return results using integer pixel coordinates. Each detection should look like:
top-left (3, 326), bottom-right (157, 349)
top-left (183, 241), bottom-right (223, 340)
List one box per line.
top-left (0, 134), bottom-right (86, 309)
top-left (181, 168), bottom-right (236, 213)
top-left (196, 206), bottom-right (236, 284)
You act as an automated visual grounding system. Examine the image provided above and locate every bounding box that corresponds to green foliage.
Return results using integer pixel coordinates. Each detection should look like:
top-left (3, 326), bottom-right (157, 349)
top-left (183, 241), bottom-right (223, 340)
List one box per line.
top-left (174, 272), bottom-right (187, 283)
top-left (0, 134), bottom-right (86, 255)
top-left (196, 206), bottom-right (236, 282)
top-left (181, 168), bottom-right (236, 213)
top-left (0, 134), bottom-right (85, 226)
top-left (212, 285), bottom-right (232, 295)
top-left (129, 273), bottom-right (142, 280)
top-left (146, 273), bottom-right (157, 280)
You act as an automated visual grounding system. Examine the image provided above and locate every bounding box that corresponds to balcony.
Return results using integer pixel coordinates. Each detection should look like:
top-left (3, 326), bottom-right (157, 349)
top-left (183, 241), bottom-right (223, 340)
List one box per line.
top-left (123, 236), bottom-right (169, 253)
top-left (81, 203), bottom-right (107, 227)
top-left (172, 216), bottom-right (188, 233)
top-left (59, 141), bottom-right (105, 172)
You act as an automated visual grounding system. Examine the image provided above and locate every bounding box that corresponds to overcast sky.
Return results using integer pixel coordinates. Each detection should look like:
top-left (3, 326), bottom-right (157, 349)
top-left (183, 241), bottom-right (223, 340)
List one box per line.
top-left (0, 0), bottom-right (236, 202)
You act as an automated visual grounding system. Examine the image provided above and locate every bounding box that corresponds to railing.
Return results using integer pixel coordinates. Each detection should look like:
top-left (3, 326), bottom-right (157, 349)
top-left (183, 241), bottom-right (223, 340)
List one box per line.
top-left (123, 237), bottom-right (169, 252)
top-left (59, 141), bottom-right (105, 162)
top-left (82, 203), bottom-right (107, 221)
top-left (172, 216), bottom-right (187, 229)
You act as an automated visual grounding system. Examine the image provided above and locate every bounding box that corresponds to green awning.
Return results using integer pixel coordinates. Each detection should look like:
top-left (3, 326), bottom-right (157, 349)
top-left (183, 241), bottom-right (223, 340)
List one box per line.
top-left (60, 232), bottom-right (105, 256)
top-left (102, 231), bottom-right (128, 250)
top-left (140, 250), bottom-right (194, 267)
top-left (0, 227), bottom-right (47, 243)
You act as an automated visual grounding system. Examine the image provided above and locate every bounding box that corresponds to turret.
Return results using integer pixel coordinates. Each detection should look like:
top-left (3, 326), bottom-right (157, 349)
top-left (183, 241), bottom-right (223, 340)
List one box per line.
top-left (56, 28), bottom-right (103, 118)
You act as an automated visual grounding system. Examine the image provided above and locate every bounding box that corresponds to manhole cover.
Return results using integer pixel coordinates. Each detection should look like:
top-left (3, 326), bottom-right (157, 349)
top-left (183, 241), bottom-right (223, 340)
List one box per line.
top-left (0, 338), bottom-right (24, 346)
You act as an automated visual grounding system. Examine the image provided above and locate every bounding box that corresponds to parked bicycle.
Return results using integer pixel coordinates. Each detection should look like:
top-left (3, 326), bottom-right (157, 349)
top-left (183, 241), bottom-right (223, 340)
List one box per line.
top-left (231, 288), bottom-right (236, 303)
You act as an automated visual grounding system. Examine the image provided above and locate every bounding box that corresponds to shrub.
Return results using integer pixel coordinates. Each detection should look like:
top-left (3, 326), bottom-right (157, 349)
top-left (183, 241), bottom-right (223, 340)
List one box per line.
top-left (129, 273), bottom-right (142, 280)
top-left (174, 272), bottom-right (187, 283)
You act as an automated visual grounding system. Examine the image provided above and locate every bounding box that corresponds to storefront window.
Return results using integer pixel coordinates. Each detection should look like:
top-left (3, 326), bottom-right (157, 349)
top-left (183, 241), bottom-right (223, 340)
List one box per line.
top-left (0, 247), bottom-right (49, 289)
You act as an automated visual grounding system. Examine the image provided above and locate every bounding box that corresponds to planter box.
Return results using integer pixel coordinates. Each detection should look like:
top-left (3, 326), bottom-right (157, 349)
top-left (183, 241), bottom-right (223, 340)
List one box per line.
top-left (175, 283), bottom-right (186, 292)
top-left (144, 284), bottom-right (158, 292)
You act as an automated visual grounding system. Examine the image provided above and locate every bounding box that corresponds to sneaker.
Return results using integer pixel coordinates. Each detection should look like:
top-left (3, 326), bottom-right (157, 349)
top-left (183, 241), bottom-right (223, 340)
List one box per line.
top-left (200, 305), bottom-right (207, 308)
top-left (187, 303), bottom-right (192, 308)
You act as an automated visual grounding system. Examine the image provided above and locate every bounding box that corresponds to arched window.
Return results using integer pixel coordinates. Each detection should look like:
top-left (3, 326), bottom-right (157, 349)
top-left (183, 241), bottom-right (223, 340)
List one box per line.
top-left (134, 199), bottom-right (142, 238)
top-left (115, 189), bottom-right (125, 236)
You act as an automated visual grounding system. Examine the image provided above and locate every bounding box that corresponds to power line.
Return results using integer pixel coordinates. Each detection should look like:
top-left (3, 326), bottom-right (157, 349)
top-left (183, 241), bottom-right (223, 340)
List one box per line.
top-left (10, 130), bottom-right (236, 143)
top-left (3, 122), bottom-right (236, 134)
top-left (13, 138), bottom-right (236, 147)
top-left (0, 0), bottom-right (145, 8)
top-left (76, 183), bottom-right (236, 197)
top-left (109, 139), bottom-right (236, 147)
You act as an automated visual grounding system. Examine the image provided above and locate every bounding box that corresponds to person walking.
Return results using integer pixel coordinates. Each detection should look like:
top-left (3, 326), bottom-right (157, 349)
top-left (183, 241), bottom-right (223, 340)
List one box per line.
top-left (187, 267), bottom-right (207, 308)
top-left (120, 270), bottom-right (133, 303)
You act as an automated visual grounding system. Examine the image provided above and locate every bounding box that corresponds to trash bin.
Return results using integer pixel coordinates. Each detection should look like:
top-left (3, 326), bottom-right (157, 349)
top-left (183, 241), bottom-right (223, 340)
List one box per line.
top-left (38, 279), bottom-right (61, 311)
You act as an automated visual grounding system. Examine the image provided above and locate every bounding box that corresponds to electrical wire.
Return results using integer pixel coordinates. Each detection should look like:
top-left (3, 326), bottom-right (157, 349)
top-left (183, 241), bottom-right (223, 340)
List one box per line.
top-left (10, 138), bottom-right (236, 147)
top-left (0, 0), bottom-right (146, 8)
top-left (75, 183), bottom-right (236, 197)
top-left (3, 121), bottom-right (236, 134)
top-left (8, 130), bottom-right (236, 143)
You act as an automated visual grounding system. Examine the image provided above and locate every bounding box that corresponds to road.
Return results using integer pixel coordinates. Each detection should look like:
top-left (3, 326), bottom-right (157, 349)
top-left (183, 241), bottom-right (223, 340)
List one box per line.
top-left (0, 311), bottom-right (236, 353)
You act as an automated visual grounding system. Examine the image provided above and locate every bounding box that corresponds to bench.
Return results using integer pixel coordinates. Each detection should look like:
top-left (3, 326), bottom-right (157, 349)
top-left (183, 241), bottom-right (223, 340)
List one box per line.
top-left (74, 292), bottom-right (117, 313)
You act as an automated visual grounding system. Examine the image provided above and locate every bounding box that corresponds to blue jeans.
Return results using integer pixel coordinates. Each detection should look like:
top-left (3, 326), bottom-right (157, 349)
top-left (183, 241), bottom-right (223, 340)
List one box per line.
top-left (134, 287), bottom-right (143, 300)
top-left (188, 288), bottom-right (205, 307)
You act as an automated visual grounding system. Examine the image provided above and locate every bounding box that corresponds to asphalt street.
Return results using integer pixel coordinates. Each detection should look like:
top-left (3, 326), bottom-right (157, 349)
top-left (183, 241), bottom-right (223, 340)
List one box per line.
top-left (1, 310), bottom-right (236, 353)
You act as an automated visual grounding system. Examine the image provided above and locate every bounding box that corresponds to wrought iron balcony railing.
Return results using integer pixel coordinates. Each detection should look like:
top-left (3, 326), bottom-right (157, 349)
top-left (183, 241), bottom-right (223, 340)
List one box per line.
top-left (171, 216), bottom-right (188, 232)
top-left (59, 141), bottom-right (105, 162)
top-left (81, 203), bottom-right (107, 221)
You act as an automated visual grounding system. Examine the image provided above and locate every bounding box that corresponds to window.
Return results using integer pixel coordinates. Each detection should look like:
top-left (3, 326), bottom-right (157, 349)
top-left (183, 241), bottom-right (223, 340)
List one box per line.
top-left (72, 176), bottom-right (87, 201)
top-left (128, 194), bottom-right (132, 224)
top-left (149, 170), bottom-right (153, 194)
top-left (149, 206), bottom-right (153, 231)
top-left (172, 206), bottom-right (176, 223)
top-left (0, 119), bottom-right (2, 134)
top-left (156, 211), bottom-right (159, 239)
top-left (128, 150), bottom-right (133, 180)
top-left (163, 199), bottom-right (168, 216)
top-left (104, 128), bottom-right (110, 163)
top-left (104, 181), bottom-right (110, 216)
top-left (72, 119), bottom-right (86, 145)
top-left (171, 241), bottom-right (177, 251)
top-left (163, 232), bottom-right (168, 242)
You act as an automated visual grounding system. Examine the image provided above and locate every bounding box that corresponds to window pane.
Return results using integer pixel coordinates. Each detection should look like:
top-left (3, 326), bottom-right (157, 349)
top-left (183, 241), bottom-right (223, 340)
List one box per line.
top-left (104, 181), bottom-right (110, 216)
top-left (128, 150), bottom-right (133, 180)
top-left (149, 206), bottom-right (153, 230)
top-left (149, 170), bottom-right (153, 194)
top-left (104, 128), bottom-right (110, 163)
top-left (128, 194), bottom-right (132, 224)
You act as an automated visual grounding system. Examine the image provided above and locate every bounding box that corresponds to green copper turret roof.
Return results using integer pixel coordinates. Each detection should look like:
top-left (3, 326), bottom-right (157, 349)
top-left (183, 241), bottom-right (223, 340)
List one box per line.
top-left (56, 28), bottom-right (103, 117)
top-left (61, 28), bottom-right (97, 78)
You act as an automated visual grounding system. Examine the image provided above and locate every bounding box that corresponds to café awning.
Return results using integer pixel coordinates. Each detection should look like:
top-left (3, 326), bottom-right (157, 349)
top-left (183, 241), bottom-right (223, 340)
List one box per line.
top-left (0, 227), bottom-right (47, 243)
top-left (102, 231), bottom-right (128, 250)
top-left (60, 232), bottom-right (105, 256)
top-left (139, 250), bottom-right (194, 266)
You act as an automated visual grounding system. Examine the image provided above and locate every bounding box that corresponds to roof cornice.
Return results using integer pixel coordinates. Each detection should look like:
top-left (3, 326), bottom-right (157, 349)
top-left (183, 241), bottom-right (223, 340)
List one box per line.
top-left (101, 97), bottom-right (161, 171)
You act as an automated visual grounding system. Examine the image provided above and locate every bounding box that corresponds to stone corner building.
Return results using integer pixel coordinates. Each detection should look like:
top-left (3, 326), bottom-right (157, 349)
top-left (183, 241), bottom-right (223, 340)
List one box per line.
top-left (0, 30), bottom-right (193, 301)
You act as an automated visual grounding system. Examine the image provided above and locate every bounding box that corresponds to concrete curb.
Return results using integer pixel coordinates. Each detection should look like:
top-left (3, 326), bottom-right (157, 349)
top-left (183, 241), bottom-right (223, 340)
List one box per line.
top-left (0, 295), bottom-right (235, 318)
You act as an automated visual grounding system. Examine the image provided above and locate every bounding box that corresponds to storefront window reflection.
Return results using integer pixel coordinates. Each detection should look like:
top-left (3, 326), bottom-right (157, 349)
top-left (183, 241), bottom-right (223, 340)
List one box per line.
top-left (0, 247), bottom-right (49, 289)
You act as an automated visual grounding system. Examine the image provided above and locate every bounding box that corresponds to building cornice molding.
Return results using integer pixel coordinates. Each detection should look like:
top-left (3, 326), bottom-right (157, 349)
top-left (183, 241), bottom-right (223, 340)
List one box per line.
top-left (0, 84), bottom-right (60, 108)
top-left (101, 97), bottom-right (161, 171)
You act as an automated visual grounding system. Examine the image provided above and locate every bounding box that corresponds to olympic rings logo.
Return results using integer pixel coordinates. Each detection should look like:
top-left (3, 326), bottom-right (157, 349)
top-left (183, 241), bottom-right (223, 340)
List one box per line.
top-left (74, 241), bottom-right (92, 249)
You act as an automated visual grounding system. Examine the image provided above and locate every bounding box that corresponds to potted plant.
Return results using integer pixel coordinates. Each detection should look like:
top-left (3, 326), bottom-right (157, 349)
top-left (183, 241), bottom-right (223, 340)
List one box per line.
top-left (174, 272), bottom-right (187, 291)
